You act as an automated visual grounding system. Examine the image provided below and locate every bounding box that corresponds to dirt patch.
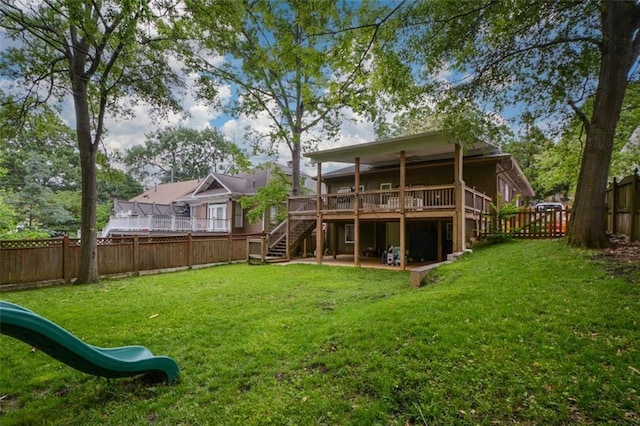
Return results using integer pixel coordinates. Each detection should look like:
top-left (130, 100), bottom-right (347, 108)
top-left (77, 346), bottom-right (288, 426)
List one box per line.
top-left (593, 234), bottom-right (640, 282)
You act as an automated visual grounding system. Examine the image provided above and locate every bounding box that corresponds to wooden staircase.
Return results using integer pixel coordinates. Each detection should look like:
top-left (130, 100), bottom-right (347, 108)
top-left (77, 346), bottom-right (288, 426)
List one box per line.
top-left (264, 218), bottom-right (316, 262)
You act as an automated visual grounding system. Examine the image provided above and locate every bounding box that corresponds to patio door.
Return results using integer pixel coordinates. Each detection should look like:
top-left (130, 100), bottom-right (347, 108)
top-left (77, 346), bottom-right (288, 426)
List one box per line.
top-left (208, 204), bottom-right (228, 232)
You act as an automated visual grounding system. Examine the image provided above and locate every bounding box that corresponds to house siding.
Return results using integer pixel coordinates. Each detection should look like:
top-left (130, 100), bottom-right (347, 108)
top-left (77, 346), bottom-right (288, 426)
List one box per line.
top-left (326, 161), bottom-right (499, 197)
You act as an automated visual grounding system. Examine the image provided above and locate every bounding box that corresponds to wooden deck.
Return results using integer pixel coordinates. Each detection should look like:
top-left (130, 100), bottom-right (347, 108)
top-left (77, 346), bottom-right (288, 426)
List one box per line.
top-left (288, 185), bottom-right (491, 219)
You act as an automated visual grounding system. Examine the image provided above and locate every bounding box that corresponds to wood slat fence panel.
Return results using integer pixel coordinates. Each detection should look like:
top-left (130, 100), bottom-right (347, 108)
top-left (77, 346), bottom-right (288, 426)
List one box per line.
top-left (606, 170), bottom-right (639, 241)
top-left (480, 209), bottom-right (570, 239)
top-left (0, 234), bottom-right (252, 290)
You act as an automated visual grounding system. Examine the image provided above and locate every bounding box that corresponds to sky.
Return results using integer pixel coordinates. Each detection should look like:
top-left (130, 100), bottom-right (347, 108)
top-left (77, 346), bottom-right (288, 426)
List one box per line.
top-left (99, 84), bottom-right (378, 180)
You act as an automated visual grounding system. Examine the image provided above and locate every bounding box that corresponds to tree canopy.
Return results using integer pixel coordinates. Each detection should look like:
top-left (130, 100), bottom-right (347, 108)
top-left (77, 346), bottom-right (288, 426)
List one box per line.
top-left (118, 126), bottom-right (250, 185)
top-left (0, 0), bottom-right (183, 282)
top-left (179, 0), bottom-right (407, 195)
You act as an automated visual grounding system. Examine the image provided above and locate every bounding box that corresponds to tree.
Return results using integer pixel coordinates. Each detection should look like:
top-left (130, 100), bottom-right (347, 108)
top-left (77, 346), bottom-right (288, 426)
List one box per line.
top-left (239, 165), bottom-right (292, 225)
top-left (118, 126), bottom-right (250, 185)
top-left (0, 166), bottom-right (19, 237)
top-left (1, 0), bottom-right (183, 282)
top-left (0, 107), bottom-right (80, 194)
top-left (180, 0), bottom-right (406, 196)
top-left (0, 108), bottom-right (144, 235)
top-left (10, 153), bottom-right (74, 231)
top-left (504, 120), bottom-right (554, 200)
top-left (398, 0), bottom-right (640, 248)
top-left (537, 87), bottom-right (640, 201)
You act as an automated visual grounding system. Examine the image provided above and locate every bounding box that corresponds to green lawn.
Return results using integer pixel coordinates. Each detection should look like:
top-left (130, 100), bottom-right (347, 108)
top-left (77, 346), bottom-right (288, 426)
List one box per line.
top-left (1, 240), bottom-right (638, 425)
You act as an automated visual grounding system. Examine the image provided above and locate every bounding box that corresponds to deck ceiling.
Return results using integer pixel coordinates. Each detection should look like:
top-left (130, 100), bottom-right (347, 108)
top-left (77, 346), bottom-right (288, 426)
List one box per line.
top-left (304, 131), bottom-right (497, 167)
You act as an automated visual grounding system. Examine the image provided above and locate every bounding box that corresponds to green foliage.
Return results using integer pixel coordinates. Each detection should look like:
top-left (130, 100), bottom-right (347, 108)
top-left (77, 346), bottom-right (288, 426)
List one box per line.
top-left (0, 108), bottom-right (80, 194)
top-left (486, 194), bottom-right (522, 243)
top-left (0, 189), bottom-right (18, 235)
top-left (180, 0), bottom-right (405, 194)
top-left (0, 240), bottom-right (637, 424)
top-left (399, 1), bottom-right (603, 122)
top-left (504, 122), bottom-right (554, 199)
top-left (9, 153), bottom-right (75, 231)
top-left (0, 110), bottom-right (141, 237)
top-left (1, 0), bottom-right (184, 280)
top-left (535, 85), bottom-right (640, 200)
top-left (118, 126), bottom-right (250, 185)
top-left (239, 166), bottom-right (291, 225)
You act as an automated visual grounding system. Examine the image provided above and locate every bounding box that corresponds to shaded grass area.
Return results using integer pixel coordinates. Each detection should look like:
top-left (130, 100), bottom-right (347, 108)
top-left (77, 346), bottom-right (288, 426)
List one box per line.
top-left (1, 240), bottom-right (638, 424)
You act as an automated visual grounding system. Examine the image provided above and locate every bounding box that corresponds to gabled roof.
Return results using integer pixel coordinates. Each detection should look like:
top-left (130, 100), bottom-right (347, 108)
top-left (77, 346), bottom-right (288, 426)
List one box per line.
top-left (129, 179), bottom-right (201, 204)
top-left (128, 164), bottom-right (316, 206)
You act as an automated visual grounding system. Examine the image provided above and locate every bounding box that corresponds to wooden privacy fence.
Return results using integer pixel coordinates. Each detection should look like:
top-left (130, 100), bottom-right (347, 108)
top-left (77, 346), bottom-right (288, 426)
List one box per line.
top-left (480, 209), bottom-right (570, 239)
top-left (0, 234), bottom-right (252, 291)
top-left (606, 170), bottom-right (639, 241)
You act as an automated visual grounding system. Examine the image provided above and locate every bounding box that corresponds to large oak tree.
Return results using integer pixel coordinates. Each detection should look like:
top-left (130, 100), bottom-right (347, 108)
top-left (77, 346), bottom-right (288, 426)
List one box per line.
top-left (0, 0), bottom-right (183, 282)
top-left (179, 0), bottom-right (407, 196)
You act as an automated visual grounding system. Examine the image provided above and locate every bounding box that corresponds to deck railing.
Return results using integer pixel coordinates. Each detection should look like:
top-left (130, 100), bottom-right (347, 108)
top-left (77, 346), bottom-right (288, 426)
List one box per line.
top-left (102, 215), bottom-right (230, 236)
top-left (289, 185), bottom-right (490, 215)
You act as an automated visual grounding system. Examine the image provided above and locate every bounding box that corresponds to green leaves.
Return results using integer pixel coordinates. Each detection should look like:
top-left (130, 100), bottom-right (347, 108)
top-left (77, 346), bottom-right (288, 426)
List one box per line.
top-left (239, 165), bottom-right (291, 224)
top-left (118, 126), bottom-right (250, 185)
top-left (180, 0), bottom-right (400, 194)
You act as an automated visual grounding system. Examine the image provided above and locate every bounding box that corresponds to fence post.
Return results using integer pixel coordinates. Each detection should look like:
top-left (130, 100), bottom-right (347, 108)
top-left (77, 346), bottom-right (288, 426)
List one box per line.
top-left (631, 169), bottom-right (639, 241)
top-left (611, 177), bottom-right (618, 234)
top-left (187, 233), bottom-right (193, 268)
top-left (228, 233), bottom-right (232, 263)
top-left (133, 236), bottom-right (139, 275)
top-left (62, 235), bottom-right (70, 283)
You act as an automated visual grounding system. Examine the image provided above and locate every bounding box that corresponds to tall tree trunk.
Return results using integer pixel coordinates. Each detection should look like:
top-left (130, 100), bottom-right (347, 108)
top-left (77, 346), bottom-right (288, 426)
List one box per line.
top-left (72, 74), bottom-right (99, 283)
top-left (568, 1), bottom-right (639, 248)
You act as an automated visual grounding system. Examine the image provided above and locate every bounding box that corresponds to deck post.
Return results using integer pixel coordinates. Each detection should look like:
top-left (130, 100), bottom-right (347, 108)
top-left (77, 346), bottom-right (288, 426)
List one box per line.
top-left (453, 143), bottom-right (466, 252)
top-left (316, 162), bottom-right (323, 264)
top-left (400, 150), bottom-right (406, 269)
top-left (354, 157), bottom-right (361, 267)
top-left (437, 220), bottom-right (443, 262)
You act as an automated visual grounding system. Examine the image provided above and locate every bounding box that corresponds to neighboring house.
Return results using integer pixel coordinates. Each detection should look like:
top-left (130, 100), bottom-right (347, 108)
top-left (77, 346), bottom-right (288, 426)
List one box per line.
top-left (102, 164), bottom-right (314, 237)
top-left (286, 130), bottom-right (534, 269)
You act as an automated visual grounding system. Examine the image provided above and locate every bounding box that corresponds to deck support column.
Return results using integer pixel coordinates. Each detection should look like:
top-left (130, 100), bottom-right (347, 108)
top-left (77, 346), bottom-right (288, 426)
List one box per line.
top-left (453, 143), bottom-right (466, 253)
top-left (437, 219), bottom-right (443, 262)
top-left (316, 162), bottom-right (323, 264)
top-left (400, 150), bottom-right (406, 269)
top-left (354, 157), bottom-right (361, 267)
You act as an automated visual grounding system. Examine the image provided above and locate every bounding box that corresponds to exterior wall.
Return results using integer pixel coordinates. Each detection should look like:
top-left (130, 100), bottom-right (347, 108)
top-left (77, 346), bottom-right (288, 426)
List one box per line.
top-left (497, 174), bottom-right (523, 206)
top-left (329, 219), bottom-right (458, 261)
top-left (235, 201), bottom-right (264, 234)
top-left (325, 161), bottom-right (499, 197)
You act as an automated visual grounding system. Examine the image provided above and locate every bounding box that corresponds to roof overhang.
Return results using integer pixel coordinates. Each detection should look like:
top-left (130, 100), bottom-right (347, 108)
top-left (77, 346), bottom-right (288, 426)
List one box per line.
top-left (304, 130), bottom-right (497, 167)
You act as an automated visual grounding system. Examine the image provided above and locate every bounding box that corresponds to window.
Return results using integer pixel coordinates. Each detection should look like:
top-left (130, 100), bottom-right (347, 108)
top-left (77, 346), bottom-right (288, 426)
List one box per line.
top-left (380, 182), bottom-right (392, 204)
top-left (345, 224), bottom-right (355, 243)
top-left (208, 204), bottom-right (228, 232)
top-left (234, 204), bottom-right (243, 228)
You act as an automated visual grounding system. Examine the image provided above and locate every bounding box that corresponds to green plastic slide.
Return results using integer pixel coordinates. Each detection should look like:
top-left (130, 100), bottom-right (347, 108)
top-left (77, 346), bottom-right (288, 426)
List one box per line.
top-left (0, 301), bottom-right (179, 384)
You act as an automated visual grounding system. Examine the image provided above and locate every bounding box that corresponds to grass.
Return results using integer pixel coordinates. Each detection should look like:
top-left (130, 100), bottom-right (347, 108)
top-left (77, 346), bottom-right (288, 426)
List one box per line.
top-left (0, 239), bottom-right (638, 425)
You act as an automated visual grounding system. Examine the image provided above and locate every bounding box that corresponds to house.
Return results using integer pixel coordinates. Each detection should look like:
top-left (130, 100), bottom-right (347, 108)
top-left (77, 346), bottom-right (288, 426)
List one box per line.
top-left (285, 130), bottom-right (534, 269)
top-left (102, 164), bottom-right (315, 237)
